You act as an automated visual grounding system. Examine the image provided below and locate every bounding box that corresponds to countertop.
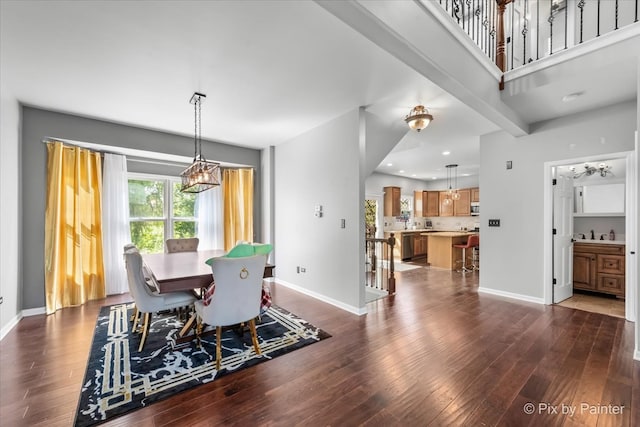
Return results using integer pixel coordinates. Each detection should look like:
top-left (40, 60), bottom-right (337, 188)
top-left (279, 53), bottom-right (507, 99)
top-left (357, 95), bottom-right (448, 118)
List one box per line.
top-left (422, 231), bottom-right (477, 238)
top-left (573, 239), bottom-right (625, 245)
top-left (385, 229), bottom-right (476, 234)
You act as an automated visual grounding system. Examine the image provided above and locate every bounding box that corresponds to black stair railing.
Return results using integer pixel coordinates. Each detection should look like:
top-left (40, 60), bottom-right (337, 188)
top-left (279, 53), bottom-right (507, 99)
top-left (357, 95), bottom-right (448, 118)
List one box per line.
top-left (438, 0), bottom-right (639, 72)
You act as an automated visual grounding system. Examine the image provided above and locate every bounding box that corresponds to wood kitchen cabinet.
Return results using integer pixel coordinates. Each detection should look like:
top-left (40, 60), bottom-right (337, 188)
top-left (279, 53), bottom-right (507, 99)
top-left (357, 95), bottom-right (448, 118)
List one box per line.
top-left (414, 191), bottom-right (422, 217)
top-left (413, 234), bottom-right (427, 258)
top-left (573, 243), bottom-right (625, 297)
top-left (384, 186), bottom-right (401, 216)
top-left (454, 189), bottom-right (471, 216)
top-left (471, 187), bottom-right (480, 203)
top-left (439, 190), bottom-right (470, 216)
top-left (439, 192), bottom-right (454, 216)
top-left (423, 191), bottom-right (439, 217)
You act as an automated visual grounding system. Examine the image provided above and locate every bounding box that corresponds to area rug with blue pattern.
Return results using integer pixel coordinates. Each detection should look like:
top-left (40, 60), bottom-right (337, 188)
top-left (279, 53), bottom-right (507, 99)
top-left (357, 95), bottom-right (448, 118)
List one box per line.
top-left (74, 302), bottom-right (330, 426)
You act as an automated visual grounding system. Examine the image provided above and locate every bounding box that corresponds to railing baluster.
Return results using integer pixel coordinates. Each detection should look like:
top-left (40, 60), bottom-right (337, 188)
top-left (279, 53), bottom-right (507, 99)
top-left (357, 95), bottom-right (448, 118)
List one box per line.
top-left (548, 0), bottom-right (554, 55)
top-left (462, 0), bottom-right (466, 32)
top-left (522, 0), bottom-right (528, 64)
top-left (615, 0), bottom-right (619, 30)
top-left (476, 0), bottom-right (480, 49)
top-left (490, 0), bottom-right (496, 62)
top-left (564, 0), bottom-right (568, 50)
top-left (510, 0), bottom-right (514, 69)
top-left (578, 0), bottom-right (585, 43)
top-left (597, 0), bottom-right (601, 37)
top-left (537, 0), bottom-right (540, 59)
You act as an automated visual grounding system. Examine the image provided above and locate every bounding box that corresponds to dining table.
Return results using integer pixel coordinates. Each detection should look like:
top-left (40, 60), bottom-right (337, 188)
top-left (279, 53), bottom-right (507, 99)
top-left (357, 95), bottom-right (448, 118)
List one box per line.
top-left (142, 249), bottom-right (275, 294)
top-left (141, 249), bottom-right (276, 343)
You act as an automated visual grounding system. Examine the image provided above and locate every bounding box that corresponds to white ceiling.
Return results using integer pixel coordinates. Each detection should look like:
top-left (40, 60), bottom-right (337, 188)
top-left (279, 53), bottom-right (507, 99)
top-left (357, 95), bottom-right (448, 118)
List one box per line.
top-left (1, 1), bottom-right (638, 181)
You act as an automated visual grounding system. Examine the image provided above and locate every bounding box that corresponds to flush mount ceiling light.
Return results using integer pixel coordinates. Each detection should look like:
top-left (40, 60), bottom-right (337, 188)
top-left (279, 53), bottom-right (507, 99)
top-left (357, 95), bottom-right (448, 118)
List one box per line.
top-left (570, 162), bottom-right (612, 179)
top-left (405, 105), bottom-right (433, 132)
top-left (180, 92), bottom-right (221, 193)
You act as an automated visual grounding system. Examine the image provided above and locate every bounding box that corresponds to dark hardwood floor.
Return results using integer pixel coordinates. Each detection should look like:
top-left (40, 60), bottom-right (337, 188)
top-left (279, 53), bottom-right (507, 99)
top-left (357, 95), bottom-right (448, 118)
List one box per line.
top-left (1, 267), bottom-right (638, 426)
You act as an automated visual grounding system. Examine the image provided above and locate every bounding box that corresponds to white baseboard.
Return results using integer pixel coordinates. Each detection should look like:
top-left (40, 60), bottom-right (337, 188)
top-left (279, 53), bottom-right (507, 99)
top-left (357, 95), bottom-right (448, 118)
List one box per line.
top-left (275, 278), bottom-right (367, 316)
top-left (1, 306), bottom-right (46, 341)
top-left (478, 287), bottom-right (545, 305)
top-left (22, 307), bottom-right (46, 316)
top-left (0, 312), bottom-right (23, 341)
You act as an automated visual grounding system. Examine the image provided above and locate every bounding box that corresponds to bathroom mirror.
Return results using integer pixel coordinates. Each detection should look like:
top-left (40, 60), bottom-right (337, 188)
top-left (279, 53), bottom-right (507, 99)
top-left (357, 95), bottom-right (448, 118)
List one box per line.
top-left (575, 183), bottom-right (625, 214)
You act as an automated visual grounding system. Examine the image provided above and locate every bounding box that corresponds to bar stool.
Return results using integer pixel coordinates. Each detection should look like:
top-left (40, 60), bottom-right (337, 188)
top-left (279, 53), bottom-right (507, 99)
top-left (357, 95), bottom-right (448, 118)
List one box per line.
top-left (453, 234), bottom-right (479, 273)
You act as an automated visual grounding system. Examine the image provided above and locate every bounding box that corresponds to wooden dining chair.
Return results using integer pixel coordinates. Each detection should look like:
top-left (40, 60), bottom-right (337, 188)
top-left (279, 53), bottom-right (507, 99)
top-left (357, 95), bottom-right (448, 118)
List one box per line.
top-left (194, 254), bottom-right (267, 370)
top-left (165, 237), bottom-right (199, 253)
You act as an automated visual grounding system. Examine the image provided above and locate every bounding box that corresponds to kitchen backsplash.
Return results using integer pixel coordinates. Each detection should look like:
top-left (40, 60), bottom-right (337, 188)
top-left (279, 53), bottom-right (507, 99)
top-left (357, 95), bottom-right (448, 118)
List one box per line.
top-left (383, 216), bottom-right (478, 231)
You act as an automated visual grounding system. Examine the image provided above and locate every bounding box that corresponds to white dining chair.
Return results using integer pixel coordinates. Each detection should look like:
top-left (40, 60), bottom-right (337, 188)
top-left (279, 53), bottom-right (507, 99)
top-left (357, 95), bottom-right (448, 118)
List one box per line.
top-left (124, 250), bottom-right (197, 351)
top-left (194, 254), bottom-right (267, 370)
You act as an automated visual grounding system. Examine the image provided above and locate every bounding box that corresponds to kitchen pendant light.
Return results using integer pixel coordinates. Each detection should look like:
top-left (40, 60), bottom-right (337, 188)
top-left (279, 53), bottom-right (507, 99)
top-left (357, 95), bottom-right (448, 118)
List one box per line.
top-left (404, 105), bottom-right (433, 132)
top-left (180, 92), bottom-right (221, 193)
top-left (443, 164), bottom-right (459, 206)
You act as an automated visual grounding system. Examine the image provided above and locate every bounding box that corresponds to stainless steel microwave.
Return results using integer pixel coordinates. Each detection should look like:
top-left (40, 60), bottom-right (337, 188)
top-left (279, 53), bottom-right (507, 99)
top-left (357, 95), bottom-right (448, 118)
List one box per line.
top-left (470, 202), bottom-right (480, 216)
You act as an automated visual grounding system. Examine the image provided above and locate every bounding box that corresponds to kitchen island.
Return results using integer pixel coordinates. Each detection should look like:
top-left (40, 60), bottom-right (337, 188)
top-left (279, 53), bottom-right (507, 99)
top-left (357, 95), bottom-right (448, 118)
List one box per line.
top-left (423, 231), bottom-right (478, 270)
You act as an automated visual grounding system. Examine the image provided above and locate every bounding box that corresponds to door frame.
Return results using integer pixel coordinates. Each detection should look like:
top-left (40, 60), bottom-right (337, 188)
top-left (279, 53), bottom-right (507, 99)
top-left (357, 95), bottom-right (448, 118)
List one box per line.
top-left (543, 150), bottom-right (637, 322)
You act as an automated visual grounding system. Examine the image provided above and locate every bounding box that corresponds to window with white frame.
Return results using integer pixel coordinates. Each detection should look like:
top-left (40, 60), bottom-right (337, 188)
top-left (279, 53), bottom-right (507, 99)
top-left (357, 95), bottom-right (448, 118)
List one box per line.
top-left (127, 174), bottom-right (197, 253)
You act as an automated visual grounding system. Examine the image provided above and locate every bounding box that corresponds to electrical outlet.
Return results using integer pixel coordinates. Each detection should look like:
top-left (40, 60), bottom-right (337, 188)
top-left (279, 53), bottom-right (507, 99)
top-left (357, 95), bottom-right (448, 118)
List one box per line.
top-left (488, 219), bottom-right (501, 227)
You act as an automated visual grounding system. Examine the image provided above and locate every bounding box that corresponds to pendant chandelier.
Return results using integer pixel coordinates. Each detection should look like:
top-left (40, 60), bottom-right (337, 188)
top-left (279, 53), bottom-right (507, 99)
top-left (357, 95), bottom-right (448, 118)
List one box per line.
top-left (180, 92), bottom-right (221, 193)
top-left (442, 164), bottom-right (460, 206)
top-left (404, 105), bottom-right (433, 132)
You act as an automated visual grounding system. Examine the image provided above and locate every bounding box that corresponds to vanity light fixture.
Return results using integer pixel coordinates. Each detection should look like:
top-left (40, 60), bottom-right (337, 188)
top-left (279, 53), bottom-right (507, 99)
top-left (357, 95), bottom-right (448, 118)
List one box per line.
top-left (180, 92), bottom-right (221, 193)
top-left (405, 105), bottom-right (433, 132)
top-left (570, 162), bottom-right (612, 179)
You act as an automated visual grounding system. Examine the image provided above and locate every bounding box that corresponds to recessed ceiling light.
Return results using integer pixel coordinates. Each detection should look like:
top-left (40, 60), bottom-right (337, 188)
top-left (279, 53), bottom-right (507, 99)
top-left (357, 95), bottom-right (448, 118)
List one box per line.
top-left (562, 92), bottom-right (584, 102)
top-left (431, 177), bottom-right (437, 180)
top-left (399, 170), bottom-right (405, 173)
top-left (462, 173), bottom-right (470, 177)
top-left (387, 163), bottom-right (393, 167)
top-left (411, 174), bottom-right (417, 177)
top-left (442, 151), bottom-right (451, 156)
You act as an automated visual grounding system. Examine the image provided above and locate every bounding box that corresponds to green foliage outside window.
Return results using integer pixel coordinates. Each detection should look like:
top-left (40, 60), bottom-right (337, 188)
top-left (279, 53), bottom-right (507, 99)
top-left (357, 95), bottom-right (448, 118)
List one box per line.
top-left (130, 221), bottom-right (164, 253)
top-left (128, 178), bottom-right (198, 253)
top-left (128, 179), bottom-right (164, 217)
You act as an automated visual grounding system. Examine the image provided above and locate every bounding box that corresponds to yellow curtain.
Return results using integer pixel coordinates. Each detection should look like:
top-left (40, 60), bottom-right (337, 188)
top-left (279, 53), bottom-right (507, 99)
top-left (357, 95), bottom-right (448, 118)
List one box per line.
top-left (45, 142), bottom-right (105, 314)
top-left (222, 168), bottom-right (254, 250)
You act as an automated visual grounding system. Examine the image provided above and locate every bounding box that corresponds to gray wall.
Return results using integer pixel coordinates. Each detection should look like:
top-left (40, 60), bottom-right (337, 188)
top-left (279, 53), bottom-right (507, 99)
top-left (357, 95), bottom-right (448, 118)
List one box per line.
top-left (21, 107), bottom-right (262, 309)
top-left (479, 100), bottom-right (637, 300)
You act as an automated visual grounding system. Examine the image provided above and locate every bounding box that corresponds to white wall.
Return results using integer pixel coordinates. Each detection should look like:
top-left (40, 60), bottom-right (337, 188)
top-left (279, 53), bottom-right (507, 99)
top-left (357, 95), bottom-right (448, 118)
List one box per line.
top-left (0, 95), bottom-right (21, 338)
top-left (479, 100), bottom-right (637, 300)
top-left (275, 109), bottom-right (364, 312)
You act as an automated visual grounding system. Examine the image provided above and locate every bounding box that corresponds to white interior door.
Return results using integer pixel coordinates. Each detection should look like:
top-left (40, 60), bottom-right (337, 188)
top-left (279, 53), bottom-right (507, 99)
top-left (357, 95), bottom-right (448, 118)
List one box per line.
top-left (553, 172), bottom-right (574, 303)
